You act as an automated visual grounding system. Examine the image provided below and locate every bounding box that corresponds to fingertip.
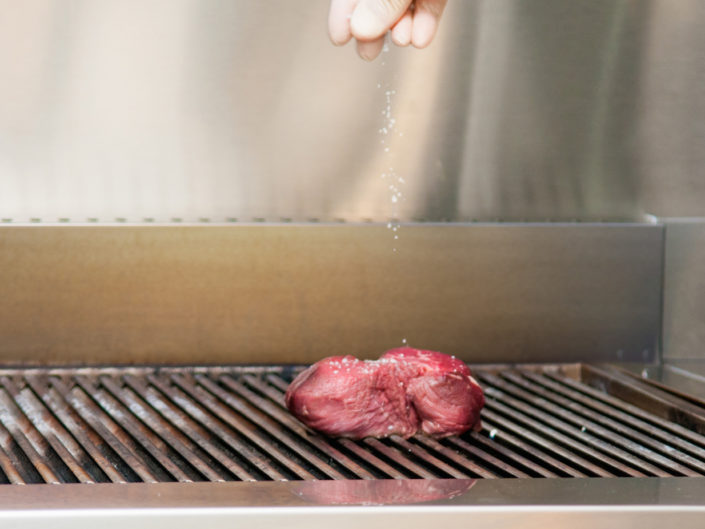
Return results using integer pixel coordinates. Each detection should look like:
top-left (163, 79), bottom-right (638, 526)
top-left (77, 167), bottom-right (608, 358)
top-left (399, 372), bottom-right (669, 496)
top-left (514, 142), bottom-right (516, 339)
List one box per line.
top-left (356, 37), bottom-right (385, 61)
top-left (411, 10), bottom-right (438, 49)
top-left (391, 11), bottom-right (412, 47)
top-left (329, 0), bottom-right (357, 46)
top-left (330, 31), bottom-right (352, 46)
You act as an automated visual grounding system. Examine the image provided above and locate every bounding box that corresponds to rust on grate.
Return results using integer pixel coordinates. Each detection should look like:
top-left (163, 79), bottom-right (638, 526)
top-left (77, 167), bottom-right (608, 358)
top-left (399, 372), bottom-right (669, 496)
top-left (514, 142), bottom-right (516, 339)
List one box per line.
top-left (0, 364), bottom-right (702, 484)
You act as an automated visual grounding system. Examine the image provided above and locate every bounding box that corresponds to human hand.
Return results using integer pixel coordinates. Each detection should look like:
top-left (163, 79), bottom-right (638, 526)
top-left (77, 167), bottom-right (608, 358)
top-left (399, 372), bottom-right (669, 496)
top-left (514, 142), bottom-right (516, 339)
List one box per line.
top-left (329, 0), bottom-right (448, 61)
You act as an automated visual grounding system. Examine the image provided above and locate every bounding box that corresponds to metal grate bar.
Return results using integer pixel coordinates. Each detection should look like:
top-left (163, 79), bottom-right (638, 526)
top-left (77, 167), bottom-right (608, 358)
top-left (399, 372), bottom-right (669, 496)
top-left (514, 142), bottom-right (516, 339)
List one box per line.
top-left (581, 365), bottom-right (705, 435)
top-left (387, 436), bottom-right (474, 479)
top-left (467, 425), bottom-right (562, 478)
top-left (484, 384), bottom-right (653, 477)
top-left (0, 387), bottom-right (61, 484)
top-left (2, 377), bottom-right (94, 483)
top-left (0, 419), bottom-right (41, 484)
top-left (410, 435), bottom-right (500, 478)
top-left (480, 373), bottom-right (672, 477)
top-left (0, 444), bottom-right (25, 484)
top-left (441, 436), bottom-right (531, 478)
top-left (543, 371), bottom-right (705, 458)
top-left (482, 395), bottom-right (620, 477)
top-left (146, 373), bottom-right (288, 481)
top-left (51, 378), bottom-right (159, 483)
top-left (499, 371), bottom-right (705, 476)
top-left (122, 375), bottom-right (255, 481)
top-left (480, 411), bottom-right (591, 477)
top-left (25, 376), bottom-right (124, 483)
top-left (171, 373), bottom-right (317, 480)
top-left (98, 377), bottom-right (226, 482)
top-left (362, 438), bottom-right (438, 478)
top-left (75, 376), bottom-right (192, 482)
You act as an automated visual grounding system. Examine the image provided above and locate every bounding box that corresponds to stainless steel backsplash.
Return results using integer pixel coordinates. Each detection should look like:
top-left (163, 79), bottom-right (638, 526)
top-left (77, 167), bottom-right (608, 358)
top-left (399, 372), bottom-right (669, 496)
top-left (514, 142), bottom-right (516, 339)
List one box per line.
top-left (1, 0), bottom-right (704, 223)
top-left (1, 0), bottom-right (704, 363)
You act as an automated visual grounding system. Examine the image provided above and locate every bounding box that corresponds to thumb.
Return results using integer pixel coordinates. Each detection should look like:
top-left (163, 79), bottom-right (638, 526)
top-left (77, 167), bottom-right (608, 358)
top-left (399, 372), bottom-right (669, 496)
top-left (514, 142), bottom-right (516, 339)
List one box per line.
top-left (350, 0), bottom-right (413, 41)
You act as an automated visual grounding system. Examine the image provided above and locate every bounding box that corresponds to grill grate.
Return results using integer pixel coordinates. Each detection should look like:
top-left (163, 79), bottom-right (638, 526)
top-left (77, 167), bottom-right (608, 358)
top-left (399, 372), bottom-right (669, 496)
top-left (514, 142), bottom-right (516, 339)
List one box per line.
top-left (0, 365), bottom-right (703, 484)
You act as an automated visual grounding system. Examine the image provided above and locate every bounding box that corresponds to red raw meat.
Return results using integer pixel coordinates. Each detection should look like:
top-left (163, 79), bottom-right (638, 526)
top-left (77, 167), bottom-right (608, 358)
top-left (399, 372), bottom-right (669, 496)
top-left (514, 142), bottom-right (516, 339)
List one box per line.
top-left (285, 347), bottom-right (484, 439)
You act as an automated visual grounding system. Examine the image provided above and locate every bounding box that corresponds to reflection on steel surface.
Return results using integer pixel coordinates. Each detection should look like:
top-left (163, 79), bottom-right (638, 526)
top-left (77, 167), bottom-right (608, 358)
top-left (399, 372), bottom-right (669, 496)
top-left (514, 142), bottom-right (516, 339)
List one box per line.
top-left (293, 479), bottom-right (476, 505)
top-left (2, 1), bottom-right (705, 222)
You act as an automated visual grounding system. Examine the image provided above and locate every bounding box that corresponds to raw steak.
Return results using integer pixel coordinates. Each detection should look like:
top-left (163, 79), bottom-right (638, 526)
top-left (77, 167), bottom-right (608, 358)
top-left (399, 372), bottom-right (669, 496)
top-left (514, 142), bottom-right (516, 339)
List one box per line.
top-left (285, 347), bottom-right (484, 439)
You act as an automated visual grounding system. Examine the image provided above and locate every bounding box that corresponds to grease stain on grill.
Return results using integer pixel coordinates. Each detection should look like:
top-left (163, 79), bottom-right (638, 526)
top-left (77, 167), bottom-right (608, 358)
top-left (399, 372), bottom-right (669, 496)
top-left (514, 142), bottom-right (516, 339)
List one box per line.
top-left (0, 365), bottom-right (702, 484)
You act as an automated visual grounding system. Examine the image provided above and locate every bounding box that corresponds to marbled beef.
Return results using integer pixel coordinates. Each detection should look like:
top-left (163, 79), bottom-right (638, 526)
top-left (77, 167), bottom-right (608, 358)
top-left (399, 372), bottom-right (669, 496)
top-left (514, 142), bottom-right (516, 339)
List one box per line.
top-left (285, 347), bottom-right (484, 439)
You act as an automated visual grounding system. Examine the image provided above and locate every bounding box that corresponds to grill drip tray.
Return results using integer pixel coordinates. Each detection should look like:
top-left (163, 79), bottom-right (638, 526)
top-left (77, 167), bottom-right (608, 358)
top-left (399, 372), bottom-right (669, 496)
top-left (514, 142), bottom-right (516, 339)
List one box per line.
top-left (0, 363), bottom-right (704, 485)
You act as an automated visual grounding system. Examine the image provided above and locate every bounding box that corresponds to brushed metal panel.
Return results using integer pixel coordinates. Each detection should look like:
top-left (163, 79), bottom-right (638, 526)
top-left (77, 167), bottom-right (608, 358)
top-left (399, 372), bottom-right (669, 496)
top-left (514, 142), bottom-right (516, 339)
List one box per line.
top-left (5, 0), bottom-right (705, 223)
top-left (662, 219), bottom-right (705, 360)
top-left (4, 508), bottom-right (705, 529)
top-left (2, 481), bottom-right (705, 529)
top-left (0, 224), bottom-right (661, 365)
top-left (0, 477), bottom-right (704, 509)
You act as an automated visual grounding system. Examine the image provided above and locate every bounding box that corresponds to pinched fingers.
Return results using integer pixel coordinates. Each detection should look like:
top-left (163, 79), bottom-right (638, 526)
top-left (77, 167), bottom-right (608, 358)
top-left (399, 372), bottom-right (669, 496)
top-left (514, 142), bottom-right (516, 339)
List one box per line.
top-left (328, 0), bottom-right (448, 60)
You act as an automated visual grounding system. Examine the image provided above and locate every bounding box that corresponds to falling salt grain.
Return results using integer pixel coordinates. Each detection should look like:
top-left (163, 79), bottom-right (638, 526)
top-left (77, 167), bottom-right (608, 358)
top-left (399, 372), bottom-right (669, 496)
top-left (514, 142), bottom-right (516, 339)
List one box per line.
top-left (581, 426), bottom-right (587, 432)
top-left (489, 429), bottom-right (498, 439)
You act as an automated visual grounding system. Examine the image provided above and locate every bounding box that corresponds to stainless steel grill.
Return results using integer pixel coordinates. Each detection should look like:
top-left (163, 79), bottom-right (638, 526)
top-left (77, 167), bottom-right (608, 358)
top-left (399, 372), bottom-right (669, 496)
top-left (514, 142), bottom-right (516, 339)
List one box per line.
top-left (1, 363), bottom-right (704, 485)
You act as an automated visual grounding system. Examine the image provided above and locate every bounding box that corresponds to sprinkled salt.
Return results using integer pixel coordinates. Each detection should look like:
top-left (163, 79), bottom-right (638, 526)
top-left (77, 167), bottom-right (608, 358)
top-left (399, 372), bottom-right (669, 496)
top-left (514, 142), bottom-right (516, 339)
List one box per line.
top-left (489, 429), bottom-right (498, 439)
